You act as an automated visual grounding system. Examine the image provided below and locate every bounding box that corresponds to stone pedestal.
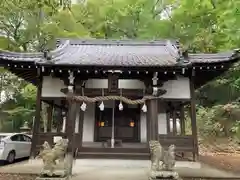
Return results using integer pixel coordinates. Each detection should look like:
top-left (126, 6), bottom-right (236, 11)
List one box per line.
top-left (36, 177), bottom-right (69, 180)
top-left (149, 170), bottom-right (181, 180)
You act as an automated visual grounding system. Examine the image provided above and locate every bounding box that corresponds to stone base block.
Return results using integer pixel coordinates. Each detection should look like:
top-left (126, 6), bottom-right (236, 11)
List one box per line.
top-left (36, 177), bottom-right (69, 180)
top-left (149, 170), bottom-right (180, 180)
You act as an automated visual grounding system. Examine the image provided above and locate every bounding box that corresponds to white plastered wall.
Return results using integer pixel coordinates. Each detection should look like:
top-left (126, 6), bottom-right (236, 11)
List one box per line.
top-left (41, 76), bottom-right (189, 142)
top-left (41, 76), bottom-right (190, 99)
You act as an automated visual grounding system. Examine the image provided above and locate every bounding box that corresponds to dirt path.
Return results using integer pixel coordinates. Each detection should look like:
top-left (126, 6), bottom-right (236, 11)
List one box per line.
top-left (199, 153), bottom-right (240, 174)
top-left (199, 140), bottom-right (240, 175)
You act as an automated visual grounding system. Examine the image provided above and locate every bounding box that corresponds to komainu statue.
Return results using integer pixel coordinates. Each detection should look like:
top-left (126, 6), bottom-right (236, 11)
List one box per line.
top-left (163, 144), bottom-right (176, 171)
top-left (36, 139), bottom-right (69, 177)
top-left (149, 140), bottom-right (164, 171)
top-left (149, 140), bottom-right (180, 180)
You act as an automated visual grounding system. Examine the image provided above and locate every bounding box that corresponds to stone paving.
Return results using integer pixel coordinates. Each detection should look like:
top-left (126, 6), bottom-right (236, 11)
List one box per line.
top-left (0, 159), bottom-right (239, 180)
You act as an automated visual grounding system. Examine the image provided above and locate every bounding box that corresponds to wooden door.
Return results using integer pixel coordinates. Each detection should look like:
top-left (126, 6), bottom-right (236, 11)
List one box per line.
top-left (95, 104), bottom-right (140, 142)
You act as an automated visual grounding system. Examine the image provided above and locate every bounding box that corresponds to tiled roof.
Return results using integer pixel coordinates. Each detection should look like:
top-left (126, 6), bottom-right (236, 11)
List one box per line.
top-left (188, 51), bottom-right (238, 63)
top-left (0, 39), bottom-right (239, 67)
top-left (0, 49), bottom-right (43, 62)
top-left (48, 39), bottom-right (180, 66)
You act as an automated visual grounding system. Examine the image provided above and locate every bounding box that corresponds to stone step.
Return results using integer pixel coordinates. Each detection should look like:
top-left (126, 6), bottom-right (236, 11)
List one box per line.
top-left (77, 152), bottom-right (150, 160)
top-left (79, 147), bottom-right (149, 153)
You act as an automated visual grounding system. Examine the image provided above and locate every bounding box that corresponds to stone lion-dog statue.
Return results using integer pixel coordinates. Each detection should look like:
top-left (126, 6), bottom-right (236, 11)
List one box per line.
top-left (149, 140), bottom-right (176, 171)
top-left (36, 138), bottom-right (68, 177)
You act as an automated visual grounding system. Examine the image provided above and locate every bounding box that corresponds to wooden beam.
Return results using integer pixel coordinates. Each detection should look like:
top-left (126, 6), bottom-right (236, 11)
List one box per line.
top-left (61, 87), bottom-right (166, 97)
top-left (30, 69), bottom-right (42, 158)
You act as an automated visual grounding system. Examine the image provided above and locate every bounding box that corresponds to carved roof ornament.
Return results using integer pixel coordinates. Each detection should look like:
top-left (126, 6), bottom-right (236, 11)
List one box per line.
top-left (152, 72), bottom-right (159, 86)
top-left (176, 43), bottom-right (191, 66)
top-left (68, 71), bottom-right (74, 85)
top-left (67, 71), bottom-right (75, 92)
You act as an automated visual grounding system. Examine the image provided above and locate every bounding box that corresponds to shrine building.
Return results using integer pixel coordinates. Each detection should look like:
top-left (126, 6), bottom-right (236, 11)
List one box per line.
top-left (0, 39), bottom-right (239, 161)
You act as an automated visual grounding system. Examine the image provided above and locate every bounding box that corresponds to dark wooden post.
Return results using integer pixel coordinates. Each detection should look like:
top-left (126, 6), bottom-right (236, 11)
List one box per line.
top-left (77, 104), bottom-right (84, 148)
top-left (146, 109), bottom-right (150, 144)
top-left (65, 72), bottom-right (77, 175)
top-left (56, 108), bottom-right (63, 133)
top-left (66, 101), bottom-right (77, 153)
top-left (47, 103), bottom-right (53, 132)
top-left (166, 111), bottom-right (170, 134)
top-left (180, 105), bottom-right (185, 135)
top-left (172, 109), bottom-right (177, 135)
top-left (146, 99), bottom-right (159, 140)
top-left (30, 68), bottom-right (42, 158)
top-left (190, 70), bottom-right (199, 161)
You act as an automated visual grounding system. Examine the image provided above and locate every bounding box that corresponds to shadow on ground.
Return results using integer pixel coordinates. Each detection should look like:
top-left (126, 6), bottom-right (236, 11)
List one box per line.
top-left (0, 157), bottom-right (29, 166)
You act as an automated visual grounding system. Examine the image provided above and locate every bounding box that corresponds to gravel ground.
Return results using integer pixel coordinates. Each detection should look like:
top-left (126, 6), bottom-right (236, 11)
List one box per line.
top-left (0, 173), bottom-right (37, 180)
top-left (0, 174), bottom-right (238, 180)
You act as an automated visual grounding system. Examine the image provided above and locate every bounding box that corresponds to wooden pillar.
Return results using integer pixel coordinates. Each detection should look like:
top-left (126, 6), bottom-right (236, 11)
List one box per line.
top-left (190, 71), bottom-right (199, 161)
top-left (77, 104), bottom-right (84, 148)
top-left (172, 109), bottom-right (177, 135)
top-left (180, 105), bottom-right (185, 135)
top-left (65, 72), bottom-right (77, 175)
top-left (66, 102), bottom-right (77, 151)
top-left (146, 99), bottom-right (159, 140)
top-left (65, 100), bottom-right (77, 175)
top-left (56, 108), bottom-right (63, 133)
top-left (47, 103), bottom-right (53, 132)
top-left (30, 69), bottom-right (42, 158)
top-left (166, 111), bottom-right (170, 134)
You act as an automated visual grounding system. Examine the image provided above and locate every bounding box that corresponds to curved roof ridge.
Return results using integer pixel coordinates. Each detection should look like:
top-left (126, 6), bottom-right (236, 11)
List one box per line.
top-left (56, 38), bottom-right (179, 46)
top-left (49, 40), bottom-right (70, 58)
top-left (165, 40), bottom-right (180, 59)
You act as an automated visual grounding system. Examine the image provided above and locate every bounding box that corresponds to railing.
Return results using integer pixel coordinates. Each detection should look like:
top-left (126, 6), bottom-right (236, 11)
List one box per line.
top-left (158, 134), bottom-right (195, 153)
top-left (36, 132), bottom-right (82, 150)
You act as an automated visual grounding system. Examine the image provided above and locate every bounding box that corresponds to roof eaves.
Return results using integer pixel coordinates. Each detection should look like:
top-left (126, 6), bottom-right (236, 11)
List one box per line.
top-left (0, 49), bottom-right (44, 63)
top-left (56, 38), bottom-right (179, 46)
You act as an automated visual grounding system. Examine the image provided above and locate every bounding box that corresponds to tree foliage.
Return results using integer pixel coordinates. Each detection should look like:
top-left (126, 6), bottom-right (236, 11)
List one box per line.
top-left (0, 0), bottom-right (239, 136)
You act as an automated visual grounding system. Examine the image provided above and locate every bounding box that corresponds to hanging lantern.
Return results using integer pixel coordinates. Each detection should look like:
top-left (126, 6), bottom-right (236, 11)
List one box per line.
top-left (129, 121), bottom-right (135, 127)
top-left (119, 101), bottom-right (123, 111)
top-left (142, 103), bottom-right (147, 112)
top-left (98, 121), bottom-right (105, 127)
top-left (81, 102), bottom-right (87, 111)
top-left (99, 101), bottom-right (104, 111)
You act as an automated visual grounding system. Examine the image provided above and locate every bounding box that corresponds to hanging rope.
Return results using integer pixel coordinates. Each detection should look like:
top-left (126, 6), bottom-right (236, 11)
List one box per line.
top-left (66, 94), bottom-right (159, 105)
